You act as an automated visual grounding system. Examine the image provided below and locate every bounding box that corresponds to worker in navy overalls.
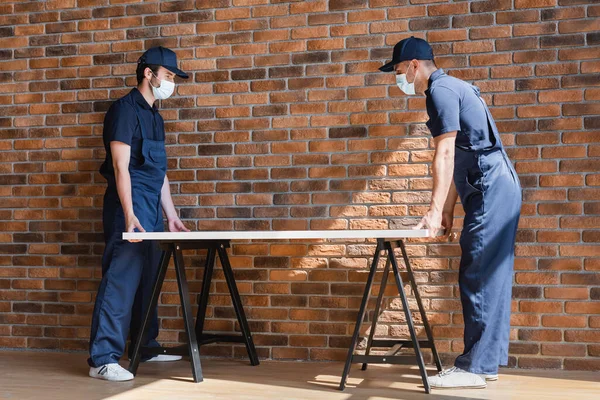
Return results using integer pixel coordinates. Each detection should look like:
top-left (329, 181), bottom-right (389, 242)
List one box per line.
top-left (88, 47), bottom-right (190, 381)
top-left (380, 37), bottom-right (522, 389)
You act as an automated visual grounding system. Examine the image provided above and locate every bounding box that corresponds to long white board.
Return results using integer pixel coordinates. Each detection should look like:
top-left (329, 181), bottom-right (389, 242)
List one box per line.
top-left (123, 229), bottom-right (435, 241)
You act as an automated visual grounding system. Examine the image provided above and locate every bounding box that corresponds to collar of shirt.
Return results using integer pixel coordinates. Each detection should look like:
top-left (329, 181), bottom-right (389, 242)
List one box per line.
top-left (131, 88), bottom-right (157, 112)
top-left (425, 68), bottom-right (445, 95)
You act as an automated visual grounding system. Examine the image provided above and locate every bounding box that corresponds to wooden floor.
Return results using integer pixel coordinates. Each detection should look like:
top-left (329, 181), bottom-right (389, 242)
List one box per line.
top-left (0, 351), bottom-right (598, 400)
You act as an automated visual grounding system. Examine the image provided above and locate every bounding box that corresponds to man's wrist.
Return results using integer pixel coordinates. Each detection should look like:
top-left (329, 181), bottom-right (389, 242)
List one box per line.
top-left (429, 205), bottom-right (443, 214)
top-left (166, 213), bottom-right (178, 221)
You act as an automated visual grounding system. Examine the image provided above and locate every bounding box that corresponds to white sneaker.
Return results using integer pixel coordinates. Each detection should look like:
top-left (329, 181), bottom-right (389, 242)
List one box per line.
top-left (480, 373), bottom-right (499, 381)
top-left (145, 354), bottom-right (182, 362)
top-left (89, 363), bottom-right (134, 382)
top-left (428, 367), bottom-right (487, 389)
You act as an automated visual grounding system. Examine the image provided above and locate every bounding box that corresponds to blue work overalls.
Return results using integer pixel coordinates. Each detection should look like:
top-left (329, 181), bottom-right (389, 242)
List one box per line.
top-left (88, 98), bottom-right (167, 368)
top-left (452, 88), bottom-right (522, 375)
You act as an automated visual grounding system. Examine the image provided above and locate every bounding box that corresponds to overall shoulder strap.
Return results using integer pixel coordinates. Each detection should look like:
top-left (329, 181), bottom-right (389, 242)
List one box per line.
top-left (127, 95), bottom-right (148, 141)
top-left (474, 88), bottom-right (501, 149)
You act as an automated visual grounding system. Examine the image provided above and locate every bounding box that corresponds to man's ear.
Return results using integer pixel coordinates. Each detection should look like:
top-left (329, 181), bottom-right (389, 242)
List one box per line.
top-left (144, 67), bottom-right (153, 81)
top-left (411, 59), bottom-right (420, 72)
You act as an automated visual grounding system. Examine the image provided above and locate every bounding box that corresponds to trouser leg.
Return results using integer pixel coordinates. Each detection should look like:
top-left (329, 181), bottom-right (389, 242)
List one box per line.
top-left (88, 237), bottom-right (147, 367)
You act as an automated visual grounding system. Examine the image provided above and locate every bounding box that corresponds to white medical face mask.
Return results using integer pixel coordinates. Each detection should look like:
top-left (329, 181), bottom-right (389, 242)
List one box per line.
top-left (150, 72), bottom-right (175, 100)
top-left (396, 64), bottom-right (416, 96)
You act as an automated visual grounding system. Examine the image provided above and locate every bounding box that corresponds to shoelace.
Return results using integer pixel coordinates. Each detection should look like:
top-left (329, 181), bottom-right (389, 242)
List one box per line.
top-left (438, 366), bottom-right (459, 377)
top-left (101, 364), bottom-right (123, 376)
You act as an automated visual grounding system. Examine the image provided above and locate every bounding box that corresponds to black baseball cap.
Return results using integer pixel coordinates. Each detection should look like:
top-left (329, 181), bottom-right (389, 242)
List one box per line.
top-left (379, 36), bottom-right (434, 72)
top-left (138, 46), bottom-right (189, 79)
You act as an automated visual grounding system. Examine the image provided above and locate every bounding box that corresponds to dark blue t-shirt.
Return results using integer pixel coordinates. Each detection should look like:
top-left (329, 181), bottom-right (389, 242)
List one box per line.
top-left (425, 69), bottom-right (496, 151)
top-left (99, 88), bottom-right (165, 182)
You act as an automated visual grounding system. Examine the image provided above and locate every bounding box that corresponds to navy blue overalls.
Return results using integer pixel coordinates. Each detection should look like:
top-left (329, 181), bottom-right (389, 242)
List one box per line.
top-left (88, 93), bottom-right (167, 367)
top-left (426, 70), bottom-right (522, 375)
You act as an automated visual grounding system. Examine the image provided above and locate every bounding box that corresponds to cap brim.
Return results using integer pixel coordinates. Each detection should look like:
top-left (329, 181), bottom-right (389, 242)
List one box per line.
top-left (164, 65), bottom-right (189, 79)
top-left (379, 61), bottom-right (396, 72)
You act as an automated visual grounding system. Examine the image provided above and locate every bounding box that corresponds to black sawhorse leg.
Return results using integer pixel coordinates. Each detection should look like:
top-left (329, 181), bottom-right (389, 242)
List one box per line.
top-left (128, 240), bottom-right (259, 383)
top-left (195, 242), bottom-right (259, 366)
top-left (339, 239), bottom-right (442, 393)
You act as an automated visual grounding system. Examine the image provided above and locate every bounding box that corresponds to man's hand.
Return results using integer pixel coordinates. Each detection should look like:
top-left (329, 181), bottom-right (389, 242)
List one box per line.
top-left (125, 213), bottom-right (145, 243)
top-left (413, 209), bottom-right (444, 237)
top-left (442, 210), bottom-right (454, 235)
top-left (415, 131), bottom-right (457, 239)
top-left (168, 218), bottom-right (190, 233)
top-left (442, 209), bottom-right (458, 241)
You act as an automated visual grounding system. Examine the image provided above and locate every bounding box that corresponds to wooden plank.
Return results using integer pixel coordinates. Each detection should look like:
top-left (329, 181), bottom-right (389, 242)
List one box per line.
top-left (122, 229), bottom-right (436, 241)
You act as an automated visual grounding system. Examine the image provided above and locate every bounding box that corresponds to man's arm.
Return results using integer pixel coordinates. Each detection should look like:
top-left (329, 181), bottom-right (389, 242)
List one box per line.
top-left (442, 173), bottom-right (459, 237)
top-left (414, 131), bottom-right (457, 236)
top-left (160, 175), bottom-right (190, 233)
top-left (111, 141), bottom-right (145, 242)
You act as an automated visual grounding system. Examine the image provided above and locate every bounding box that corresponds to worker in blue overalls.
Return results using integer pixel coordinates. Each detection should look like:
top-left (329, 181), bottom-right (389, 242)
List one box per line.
top-left (380, 37), bottom-right (522, 389)
top-left (88, 47), bottom-right (191, 381)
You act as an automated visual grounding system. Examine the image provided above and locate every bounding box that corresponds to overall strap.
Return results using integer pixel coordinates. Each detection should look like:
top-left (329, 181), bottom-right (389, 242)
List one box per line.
top-left (476, 93), bottom-right (502, 150)
top-left (129, 97), bottom-right (149, 141)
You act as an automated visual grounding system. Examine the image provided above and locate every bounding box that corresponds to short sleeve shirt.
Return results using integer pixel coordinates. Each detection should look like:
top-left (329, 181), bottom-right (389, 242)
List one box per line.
top-left (99, 88), bottom-right (165, 181)
top-left (425, 69), bottom-right (496, 151)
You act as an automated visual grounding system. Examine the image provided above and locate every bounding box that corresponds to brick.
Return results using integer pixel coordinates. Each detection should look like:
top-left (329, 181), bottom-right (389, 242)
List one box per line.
top-left (428, 2), bottom-right (469, 16)
top-left (560, 46), bottom-right (600, 61)
top-left (561, 273), bottom-right (600, 285)
top-left (514, 22), bottom-right (557, 36)
top-left (581, 61), bottom-right (600, 74)
top-left (563, 75), bottom-right (600, 88)
top-left (290, 0), bottom-right (327, 14)
top-left (589, 32), bottom-right (600, 45)
top-left (541, 344), bottom-right (586, 357)
top-left (427, 29), bottom-right (468, 43)
top-left (308, 13), bottom-right (345, 26)
top-left (516, 78), bottom-right (559, 90)
top-left (542, 7), bottom-right (586, 20)
top-left (470, 26), bottom-right (512, 40)
top-left (518, 329), bottom-right (562, 342)
top-left (541, 34), bottom-right (585, 48)
top-left (471, 0), bottom-right (512, 12)
top-left (539, 90), bottom-right (583, 103)
top-left (560, 245), bottom-right (600, 257)
top-left (291, 26), bottom-right (328, 40)
top-left (388, 6), bottom-right (426, 19)
top-left (517, 105), bottom-right (561, 118)
top-left (329, 0), bottom-right (368, 10)
top-left (409, 17), bottom-right (449, 31)
top-left (453, 13), bottom-right (494, 28)
top-left (514, 50), bottom-right (557, 64)
top-left (563, 104), bottom-right (600, 116)
top-left (565, 330), bottom-right (600, 342)
top-left (564, 359), bottom-right (600, 371)
top-left (515, 0), bottom-right (557, 7)
top-left (559, 19), bottom-right (600, 34)
top-left (347, 36), bottom-right (384, 48)
top-left (494, 93), bottom-right (537, 106)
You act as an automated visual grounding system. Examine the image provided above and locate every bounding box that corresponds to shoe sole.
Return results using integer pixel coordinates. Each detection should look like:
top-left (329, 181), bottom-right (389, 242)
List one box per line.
top-left (127, 357), bottom-right (183, 363)
top-left (430, 384), bottom-right (487, 390)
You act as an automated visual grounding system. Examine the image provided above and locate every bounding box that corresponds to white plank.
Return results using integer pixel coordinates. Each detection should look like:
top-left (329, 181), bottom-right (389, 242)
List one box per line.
top-left (122, 229), bottom-right (435, 241)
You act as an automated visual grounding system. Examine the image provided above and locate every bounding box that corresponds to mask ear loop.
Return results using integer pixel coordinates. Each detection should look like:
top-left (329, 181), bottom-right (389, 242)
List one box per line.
top-left (406, 61), bottom-right (417, 85)
top-left (149, 71), bottom-right (161, 89)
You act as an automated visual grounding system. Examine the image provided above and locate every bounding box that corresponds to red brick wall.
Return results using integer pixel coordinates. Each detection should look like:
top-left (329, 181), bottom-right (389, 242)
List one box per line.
top-left (0, 0), bottom-right (599, 370)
